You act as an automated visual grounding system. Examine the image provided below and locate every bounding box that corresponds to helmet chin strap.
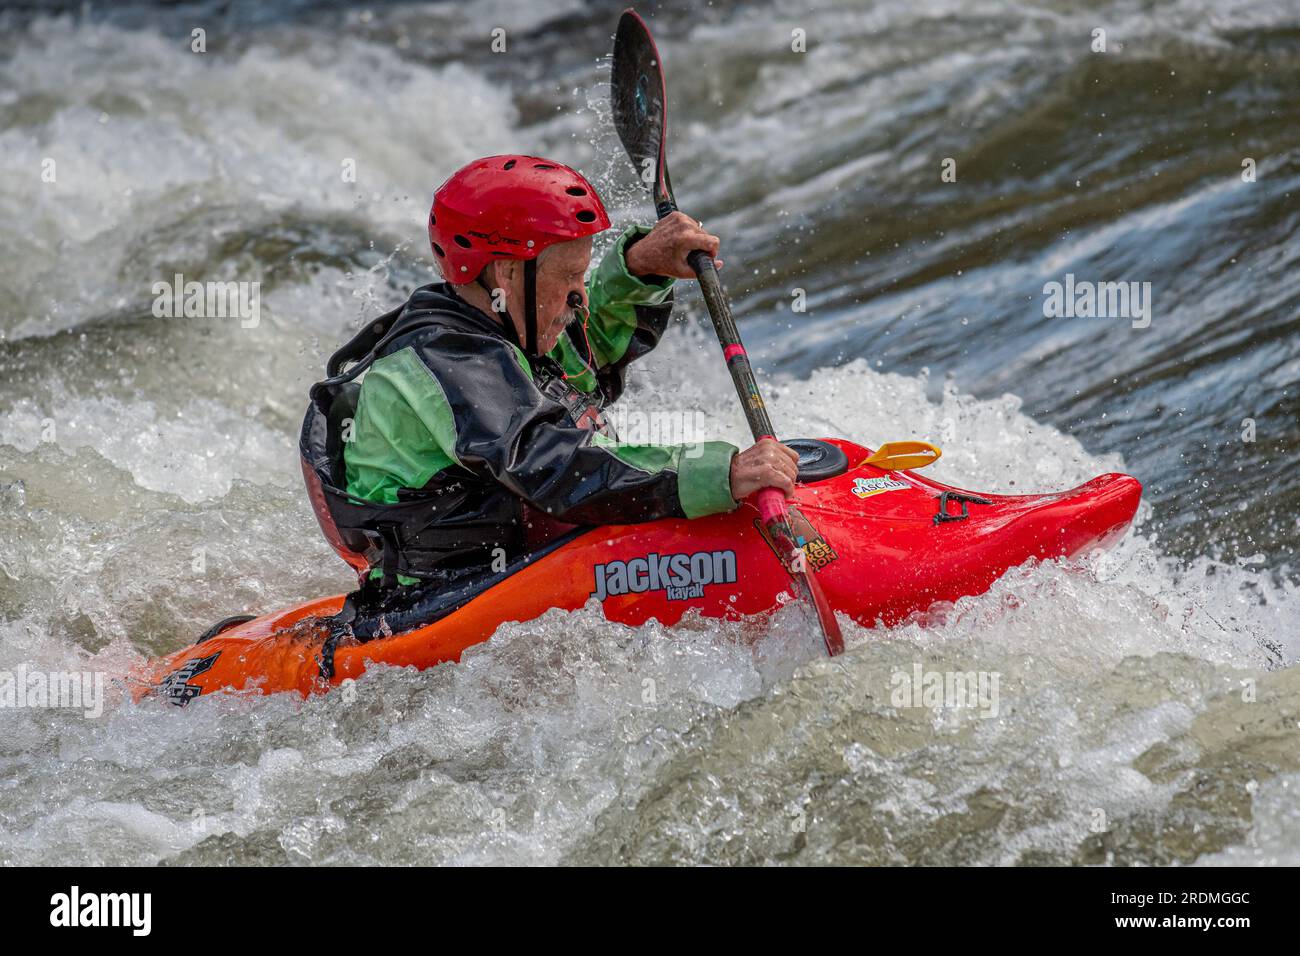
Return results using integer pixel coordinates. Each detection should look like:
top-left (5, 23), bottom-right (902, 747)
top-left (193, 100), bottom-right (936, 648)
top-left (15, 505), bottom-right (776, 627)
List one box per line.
top-left (523, 258), bottom-right (538, 357)
top-left (477, 259), bottom-right (539, 358)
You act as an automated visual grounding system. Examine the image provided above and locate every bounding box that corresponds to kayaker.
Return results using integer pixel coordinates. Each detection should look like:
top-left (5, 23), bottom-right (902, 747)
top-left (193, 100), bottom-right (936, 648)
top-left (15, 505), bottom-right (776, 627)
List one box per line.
top-left (301, 154), bottom-right (798, 597)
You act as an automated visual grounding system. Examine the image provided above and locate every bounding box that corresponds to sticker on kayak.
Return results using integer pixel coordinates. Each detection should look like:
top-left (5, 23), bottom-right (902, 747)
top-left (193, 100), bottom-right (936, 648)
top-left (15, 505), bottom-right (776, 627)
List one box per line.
top-left (754, 504), bottom-right (837, 571)
top-left (851, 476), bottom-right (910, 499)
top-left (156, 651), bottom-right (221, 706)
top-left (593, 550), bottom-right (736, 602)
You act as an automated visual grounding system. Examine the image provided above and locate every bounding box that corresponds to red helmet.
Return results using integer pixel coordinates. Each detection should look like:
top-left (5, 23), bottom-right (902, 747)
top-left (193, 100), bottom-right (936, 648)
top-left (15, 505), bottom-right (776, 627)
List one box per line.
top-left (428, 155), bottom-right (611, 284)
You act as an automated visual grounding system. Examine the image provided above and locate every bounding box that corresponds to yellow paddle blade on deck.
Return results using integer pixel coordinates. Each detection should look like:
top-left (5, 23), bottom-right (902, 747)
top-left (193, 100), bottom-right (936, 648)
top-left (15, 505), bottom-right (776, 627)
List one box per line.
top-left (862, 441), bottom-right (942, 471)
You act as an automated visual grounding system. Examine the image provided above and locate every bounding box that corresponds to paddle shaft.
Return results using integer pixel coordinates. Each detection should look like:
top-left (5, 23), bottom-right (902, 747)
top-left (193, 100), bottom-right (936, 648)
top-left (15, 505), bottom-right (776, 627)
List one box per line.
top-left (692, 259), bottom-right (776, 441)
top-left (658, 206), bottom-right (777, 444)
top-left (688, 252), bottom-right (792, 533)
top-left (658, 208), bottom-right (844, 654)
top-left (622, 11), bottom-right (843, 655)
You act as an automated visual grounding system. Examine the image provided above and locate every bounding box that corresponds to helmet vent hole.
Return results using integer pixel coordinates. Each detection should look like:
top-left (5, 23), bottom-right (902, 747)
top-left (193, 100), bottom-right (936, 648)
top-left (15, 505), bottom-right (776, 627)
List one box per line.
top-left (533, 163), bottom-right (555, 170)
top-left (503, 159), bottom-right (516, 170)
top-left (454, 234), bottom-right (472, 248)
top-left (566, 186), bottom-right (587, 196)
top-left (432, 242), bottom-right (445, 257)
top-left (428, 212), bottom-right (436, 225)
top-left (575, 209), bottom-right (597, 223)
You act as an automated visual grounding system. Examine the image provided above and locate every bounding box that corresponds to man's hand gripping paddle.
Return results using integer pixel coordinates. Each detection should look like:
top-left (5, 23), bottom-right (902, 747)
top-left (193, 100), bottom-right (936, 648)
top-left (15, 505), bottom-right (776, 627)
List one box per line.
top-left (610, 9), bottom-right (844, 656)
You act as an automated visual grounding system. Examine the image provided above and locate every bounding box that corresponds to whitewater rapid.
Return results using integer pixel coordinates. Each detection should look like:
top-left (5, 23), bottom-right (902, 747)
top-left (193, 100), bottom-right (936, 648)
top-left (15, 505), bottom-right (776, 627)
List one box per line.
top-left (1, 1), bottom-right (1296, 865)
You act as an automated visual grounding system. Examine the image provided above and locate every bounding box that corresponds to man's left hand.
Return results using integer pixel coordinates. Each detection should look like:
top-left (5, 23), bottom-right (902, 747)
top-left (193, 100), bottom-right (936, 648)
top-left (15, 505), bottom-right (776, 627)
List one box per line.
top-left (625, 211), bottom-right (723, 279)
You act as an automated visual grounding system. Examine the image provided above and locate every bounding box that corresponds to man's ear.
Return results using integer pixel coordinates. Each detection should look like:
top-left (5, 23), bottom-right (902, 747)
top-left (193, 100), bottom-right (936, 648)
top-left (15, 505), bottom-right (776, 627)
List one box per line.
top-left (481, 261), bottom-right (512, 312)
top-left (493, 258), bottom-right (521, 292)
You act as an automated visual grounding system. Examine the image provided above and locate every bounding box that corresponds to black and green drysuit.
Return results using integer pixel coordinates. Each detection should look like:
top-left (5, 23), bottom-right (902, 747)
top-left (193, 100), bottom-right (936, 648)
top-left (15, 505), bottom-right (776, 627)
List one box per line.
top-left (316, 225), bottom-right (739, 586)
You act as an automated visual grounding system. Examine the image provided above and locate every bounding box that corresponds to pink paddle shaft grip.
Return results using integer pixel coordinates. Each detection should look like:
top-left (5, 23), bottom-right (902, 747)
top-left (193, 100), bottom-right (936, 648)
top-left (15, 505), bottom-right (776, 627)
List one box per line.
top-left (756, 487), bottom-right (788, 524)
top-left (750, 434), bottom-right (788, 523)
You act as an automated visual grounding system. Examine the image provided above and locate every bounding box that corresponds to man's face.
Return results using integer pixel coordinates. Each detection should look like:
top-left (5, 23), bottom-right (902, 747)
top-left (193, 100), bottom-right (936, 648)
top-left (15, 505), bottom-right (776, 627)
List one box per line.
top-left (493, 236), bottom-right (593, 354)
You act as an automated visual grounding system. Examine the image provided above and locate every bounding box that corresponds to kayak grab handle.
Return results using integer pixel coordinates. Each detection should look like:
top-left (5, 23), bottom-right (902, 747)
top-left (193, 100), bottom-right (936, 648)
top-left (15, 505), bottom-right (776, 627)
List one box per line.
top-left (194, 614), bottom-right (257, 644)
top-left (934, 492), bottom-right (991, 525)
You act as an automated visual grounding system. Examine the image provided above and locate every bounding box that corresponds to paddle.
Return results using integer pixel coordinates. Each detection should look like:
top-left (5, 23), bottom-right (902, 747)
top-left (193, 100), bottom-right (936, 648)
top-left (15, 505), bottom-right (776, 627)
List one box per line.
top-left (610, 9), bottom-right (844, 657)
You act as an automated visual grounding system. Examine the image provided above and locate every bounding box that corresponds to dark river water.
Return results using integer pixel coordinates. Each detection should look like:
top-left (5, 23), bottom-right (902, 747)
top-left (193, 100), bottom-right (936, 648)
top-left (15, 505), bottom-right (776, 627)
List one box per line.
top-left (0, 0), bottom-right (1296, 865)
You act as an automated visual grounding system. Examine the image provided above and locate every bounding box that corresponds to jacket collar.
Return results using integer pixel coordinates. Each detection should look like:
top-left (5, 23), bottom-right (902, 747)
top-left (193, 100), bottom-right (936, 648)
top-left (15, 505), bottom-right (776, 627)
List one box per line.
top-left (406, 283), bottom-right (512, 341)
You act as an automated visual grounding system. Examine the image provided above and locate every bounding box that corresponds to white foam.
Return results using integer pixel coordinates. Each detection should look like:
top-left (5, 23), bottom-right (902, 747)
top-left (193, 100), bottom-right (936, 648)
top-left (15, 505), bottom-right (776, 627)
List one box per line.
top-left (0, 19), bottom-right (518, 339)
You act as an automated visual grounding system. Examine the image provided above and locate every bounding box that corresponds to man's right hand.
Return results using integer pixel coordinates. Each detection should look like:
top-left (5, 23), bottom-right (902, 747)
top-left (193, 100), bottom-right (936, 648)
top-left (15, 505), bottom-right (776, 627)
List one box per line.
top-left (729, 438), bottom-right (800, 501)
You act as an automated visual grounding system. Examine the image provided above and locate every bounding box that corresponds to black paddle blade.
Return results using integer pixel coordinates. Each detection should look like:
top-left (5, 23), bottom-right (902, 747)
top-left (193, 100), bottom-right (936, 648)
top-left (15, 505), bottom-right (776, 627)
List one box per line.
top-left (611, 9), bottom-right (675, 214)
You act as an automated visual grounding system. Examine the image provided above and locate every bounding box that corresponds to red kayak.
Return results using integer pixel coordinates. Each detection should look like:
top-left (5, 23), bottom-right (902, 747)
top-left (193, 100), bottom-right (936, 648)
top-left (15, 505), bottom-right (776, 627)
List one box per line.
top-left (135, 438), bottom-right (1141, 702)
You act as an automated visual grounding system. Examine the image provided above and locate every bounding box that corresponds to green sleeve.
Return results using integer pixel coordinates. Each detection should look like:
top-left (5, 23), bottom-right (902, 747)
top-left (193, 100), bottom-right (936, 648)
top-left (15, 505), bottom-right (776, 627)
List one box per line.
top-left (590, 434), bottom-right (737, 519)
top-left (550, 224), bottom-right (674, 386)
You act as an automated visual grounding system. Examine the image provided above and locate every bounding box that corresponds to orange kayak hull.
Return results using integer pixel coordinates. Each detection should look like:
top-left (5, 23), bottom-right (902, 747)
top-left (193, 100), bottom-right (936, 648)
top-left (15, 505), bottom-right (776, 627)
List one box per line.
top-left (135, 439), bottom-right (1142, 701)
